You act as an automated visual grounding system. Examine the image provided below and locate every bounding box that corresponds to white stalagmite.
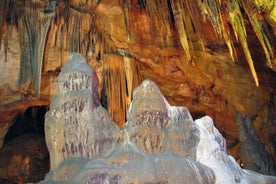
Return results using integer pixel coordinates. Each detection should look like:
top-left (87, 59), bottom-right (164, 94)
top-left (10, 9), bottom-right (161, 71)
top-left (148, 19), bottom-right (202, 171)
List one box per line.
top-left (196, 116), bottom-right (276, 184)
top-left (43, 62), bottom-right (276, 183)
top-left (44, 53), bottom-right (123, 170)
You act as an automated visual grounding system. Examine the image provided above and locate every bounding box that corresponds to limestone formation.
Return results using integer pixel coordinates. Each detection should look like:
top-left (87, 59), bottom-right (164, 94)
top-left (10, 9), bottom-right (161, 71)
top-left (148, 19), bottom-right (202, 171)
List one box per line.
top-left (126, 79), bottom-right (199, 158)
top-left (1, 1), bottom-right (276, 169)
top-left (42, 58), bottom-right (276, 183)
top-left (44, 53), bottom-right (123, 170)
top-left (17, 0), bottom-right (56, 95)
top-left (0, 1), bottom-right (276, 183)
top-left (43, 152), bottom-right (215, 184)
top-left (196, 116), bottom-right (244, 183)
top-left (236, 112), bottom-right (276, 175)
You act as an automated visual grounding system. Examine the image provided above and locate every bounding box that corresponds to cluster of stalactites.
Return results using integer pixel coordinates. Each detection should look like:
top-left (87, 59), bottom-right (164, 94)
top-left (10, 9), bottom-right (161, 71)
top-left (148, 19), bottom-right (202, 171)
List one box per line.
top-left (0, 0), bottom-right (276, 126)
top-left (193, 0), bottom-right (275, 86)
top-left (0, 0), bottom-right (56, 95)
top-left (133, 0), bottom-right (276, 86)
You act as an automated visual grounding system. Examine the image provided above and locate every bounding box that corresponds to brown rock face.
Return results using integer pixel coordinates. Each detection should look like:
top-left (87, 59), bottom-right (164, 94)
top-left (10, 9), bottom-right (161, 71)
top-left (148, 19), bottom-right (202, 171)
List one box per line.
top-left (1, 0), bottom-right (276, 180)
top-left (0, 133), bottom-right (49, 183)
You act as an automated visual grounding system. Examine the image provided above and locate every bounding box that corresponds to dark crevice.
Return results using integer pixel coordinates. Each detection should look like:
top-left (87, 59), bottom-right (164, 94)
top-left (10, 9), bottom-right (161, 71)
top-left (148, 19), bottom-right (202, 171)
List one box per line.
top-left (101, 78), bottom-right (108, 110)
top-left (138, 0), bottom-right (145, 11)
top-left (167, 0), bottom-right (175, 25)
top-left (191, 111), bottom-right (206, 120)
top-left (4, 105), bottom-right (48, 144)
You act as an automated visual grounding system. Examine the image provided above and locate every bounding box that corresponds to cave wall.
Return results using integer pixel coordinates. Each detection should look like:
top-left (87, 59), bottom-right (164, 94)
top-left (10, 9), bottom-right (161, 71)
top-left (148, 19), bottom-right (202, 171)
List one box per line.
top-left (0, 0), bottom-right (276, 164)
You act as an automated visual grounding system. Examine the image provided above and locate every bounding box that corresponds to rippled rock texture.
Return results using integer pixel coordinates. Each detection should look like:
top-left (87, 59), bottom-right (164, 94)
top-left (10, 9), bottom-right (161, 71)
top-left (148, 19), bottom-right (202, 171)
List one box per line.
top-left (42, 54), bottom-right (276, 184)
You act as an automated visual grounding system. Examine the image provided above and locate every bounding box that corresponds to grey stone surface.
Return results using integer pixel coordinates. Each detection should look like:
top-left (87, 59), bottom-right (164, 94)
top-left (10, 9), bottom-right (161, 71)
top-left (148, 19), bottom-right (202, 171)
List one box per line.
top-left (236, 112), bottom-right (276, 175)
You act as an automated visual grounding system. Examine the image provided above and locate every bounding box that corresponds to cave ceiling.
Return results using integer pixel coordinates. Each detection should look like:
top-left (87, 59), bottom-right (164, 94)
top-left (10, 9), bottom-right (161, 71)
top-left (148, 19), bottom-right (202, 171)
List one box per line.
top-left (0, 0), bottom-right (276, 160)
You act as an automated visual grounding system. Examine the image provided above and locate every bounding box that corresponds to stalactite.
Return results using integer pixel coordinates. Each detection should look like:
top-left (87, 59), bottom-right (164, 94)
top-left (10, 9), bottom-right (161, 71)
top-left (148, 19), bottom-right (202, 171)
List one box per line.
top-left (145, 0), bottom-right (167, 45)
top-left (254, 0), bottom-right (276, 22)
top-left (138, 0), bottom-right (146, 10)
top-left (124, 55), bottom-right (142, 113)
top-left (66, 8), bottom-right (81, 52)
top-left (167, 0), bottom-right (175, 24)
top-left (228, 0), bottom-right (259, 86)
top-left (1, 0), bottom-right (276, 121)
top-left (42, 20), bottom-right (59, 73)
top-left (193, 0), bottom-right (276, 85)
top-left (196, 0), bottom-right (221, 36)
top-left (103, 55), bottom-right (127, 128)
top-left (42, 1), bottom-right (104, 72)
top-left (36, 12), bottom-right (55, 94)
top-left (241, 0), bottom-right (273, 69)
top-left (171, 0), bottom-right (191, 61)
top-left (121, 0), bottom-right (130, 41)
top-left (0, 0), bottom-right (12, 63)
top-left (195, 0), bottom-right (237, 63)
top-left (219, 4), bottom-right (237, 62)
top-left (184, 0), bottom-right (211, 62)
top-left (185, 0), bottom-right (204, 35)
top-left (0, 0), bottom-right (8, 50)
top-left (102, 54), bottom-right (141, 128)
top-left (193, 0), bottom-right (275, 85)
top-left (124, 57), bottom-right (132, 105)
top-left (16, 1), bottom-right (55, 95)
top-left (156, 0), bottom-right (169, 46)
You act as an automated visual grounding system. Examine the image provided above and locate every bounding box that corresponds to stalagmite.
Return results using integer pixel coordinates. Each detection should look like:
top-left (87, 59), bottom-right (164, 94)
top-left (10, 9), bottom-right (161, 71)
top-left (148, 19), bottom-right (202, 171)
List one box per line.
top-left (236, 113), bottom-right (276, 175)
top-left (44, 53), bottom-right (123, 169)
top-left (42, 69), bottom-right (276, 183)
top-left (1, 1), bottom-right (276, 182)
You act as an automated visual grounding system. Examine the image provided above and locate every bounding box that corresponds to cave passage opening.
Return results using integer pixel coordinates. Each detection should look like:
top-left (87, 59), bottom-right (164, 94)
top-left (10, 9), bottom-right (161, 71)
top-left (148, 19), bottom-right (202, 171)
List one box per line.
top-left (0, 105), bottom-right (50, 183)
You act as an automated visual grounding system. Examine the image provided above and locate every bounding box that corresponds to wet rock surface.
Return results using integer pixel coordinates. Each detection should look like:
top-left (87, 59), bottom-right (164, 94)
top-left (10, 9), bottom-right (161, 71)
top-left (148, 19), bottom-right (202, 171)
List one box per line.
top-left (42, 55), bottom-right (276, 183)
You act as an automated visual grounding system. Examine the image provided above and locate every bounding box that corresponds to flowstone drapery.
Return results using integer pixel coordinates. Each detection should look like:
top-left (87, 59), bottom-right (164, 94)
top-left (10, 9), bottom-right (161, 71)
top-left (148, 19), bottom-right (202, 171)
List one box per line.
top-left (43, 54), bottom-right (276, 184)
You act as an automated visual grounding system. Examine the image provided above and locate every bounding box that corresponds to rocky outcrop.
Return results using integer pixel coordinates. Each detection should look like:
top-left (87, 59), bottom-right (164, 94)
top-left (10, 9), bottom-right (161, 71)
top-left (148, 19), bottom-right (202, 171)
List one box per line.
top-left (44, 53), bottom-right (124, 170)
top-left (236, 113), bottom-right (276, 175)
top-left (42, 56), bottom-right (276, 183)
